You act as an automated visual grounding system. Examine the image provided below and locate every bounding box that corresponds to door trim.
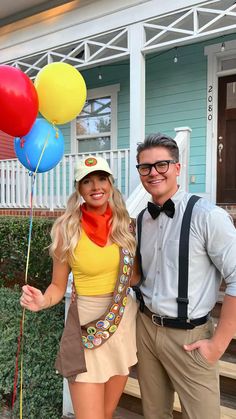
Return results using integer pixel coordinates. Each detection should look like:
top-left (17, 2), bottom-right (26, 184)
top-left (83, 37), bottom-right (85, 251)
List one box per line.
top-left (205, 40), bottom-right (236, 203)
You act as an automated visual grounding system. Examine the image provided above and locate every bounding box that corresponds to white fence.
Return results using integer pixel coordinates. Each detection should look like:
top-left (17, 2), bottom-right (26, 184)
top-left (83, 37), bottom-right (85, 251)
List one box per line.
top-left (0, 149), bottom-right (130, 210)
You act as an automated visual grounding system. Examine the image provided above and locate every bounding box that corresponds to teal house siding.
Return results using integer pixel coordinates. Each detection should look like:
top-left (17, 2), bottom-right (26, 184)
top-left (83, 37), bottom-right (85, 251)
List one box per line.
top-left (146, 43), bottom-right (207, 193)
top-left (59, 123), bottom-right (71, 154)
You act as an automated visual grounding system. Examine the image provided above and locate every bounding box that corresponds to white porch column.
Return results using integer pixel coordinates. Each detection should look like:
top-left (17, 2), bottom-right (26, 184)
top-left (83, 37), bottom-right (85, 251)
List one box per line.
top-left (129, 23), bottom-right (146, 194)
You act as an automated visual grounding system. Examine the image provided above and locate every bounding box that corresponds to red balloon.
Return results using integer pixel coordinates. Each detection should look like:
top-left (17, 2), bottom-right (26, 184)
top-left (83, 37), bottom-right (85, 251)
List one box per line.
top-left (0, 65), bottom-right (38, 137)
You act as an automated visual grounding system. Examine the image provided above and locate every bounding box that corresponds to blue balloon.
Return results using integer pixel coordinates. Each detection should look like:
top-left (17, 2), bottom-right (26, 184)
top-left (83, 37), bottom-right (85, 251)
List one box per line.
top-left (14, 118), bottom-right (64, 173)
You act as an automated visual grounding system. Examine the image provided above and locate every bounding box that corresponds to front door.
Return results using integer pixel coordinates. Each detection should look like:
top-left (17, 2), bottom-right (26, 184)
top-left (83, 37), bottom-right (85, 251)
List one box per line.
top-left (217, 75), bottom-right (236, 204)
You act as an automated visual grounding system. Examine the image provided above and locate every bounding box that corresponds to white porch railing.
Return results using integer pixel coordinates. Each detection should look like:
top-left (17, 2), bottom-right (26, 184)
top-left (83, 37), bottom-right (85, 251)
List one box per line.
top-left (0, 149), bottom-right (130, 210)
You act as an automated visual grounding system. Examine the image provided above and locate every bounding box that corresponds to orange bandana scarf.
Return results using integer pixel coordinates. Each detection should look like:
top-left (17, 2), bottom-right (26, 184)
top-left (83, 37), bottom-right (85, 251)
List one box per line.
top-left (81, 203), bottom-right (113, 247)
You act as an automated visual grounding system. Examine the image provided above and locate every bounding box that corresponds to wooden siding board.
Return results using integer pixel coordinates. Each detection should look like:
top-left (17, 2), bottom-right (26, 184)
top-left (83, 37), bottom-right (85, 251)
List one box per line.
top-left (146, 99), bottom-right (206, 115)
top-left (146, 89), bottom-right (206, 104)
top-left (189, 165), bottom-right (206, 175)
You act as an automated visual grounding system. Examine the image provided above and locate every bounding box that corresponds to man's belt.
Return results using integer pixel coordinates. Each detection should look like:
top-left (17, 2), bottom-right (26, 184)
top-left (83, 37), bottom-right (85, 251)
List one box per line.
top-left (143, 305), bottom-right (209, 330)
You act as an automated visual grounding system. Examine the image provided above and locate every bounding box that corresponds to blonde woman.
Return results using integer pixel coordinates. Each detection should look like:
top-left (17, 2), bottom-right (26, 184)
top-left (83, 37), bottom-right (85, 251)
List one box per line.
top-left (20, 156), bottom-right (138, 419)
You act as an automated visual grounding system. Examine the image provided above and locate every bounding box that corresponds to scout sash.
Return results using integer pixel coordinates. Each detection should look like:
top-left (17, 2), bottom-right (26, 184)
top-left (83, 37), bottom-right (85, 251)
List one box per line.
top-left (80, 246), bottom-right (134, 349)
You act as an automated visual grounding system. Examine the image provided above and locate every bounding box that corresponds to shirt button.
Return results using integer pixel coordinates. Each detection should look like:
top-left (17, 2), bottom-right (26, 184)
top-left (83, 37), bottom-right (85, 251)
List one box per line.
top-left (160, 225), bottom-right (163, 229)
top-left (158, 247), bottom-right (161, 251)
top-left (157, 271), bottom-right (160, 274)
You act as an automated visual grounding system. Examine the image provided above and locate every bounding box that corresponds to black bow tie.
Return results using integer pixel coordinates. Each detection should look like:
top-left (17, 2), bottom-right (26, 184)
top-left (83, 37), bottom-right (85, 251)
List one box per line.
top-left (148, 199), bottom-right (175, 219)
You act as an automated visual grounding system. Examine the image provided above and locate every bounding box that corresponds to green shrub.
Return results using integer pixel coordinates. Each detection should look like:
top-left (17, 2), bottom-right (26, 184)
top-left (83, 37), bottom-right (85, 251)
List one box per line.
top-left (0, 287), bottom-right (64, 418)
top-left (0, 217), bottom-right (53, 291)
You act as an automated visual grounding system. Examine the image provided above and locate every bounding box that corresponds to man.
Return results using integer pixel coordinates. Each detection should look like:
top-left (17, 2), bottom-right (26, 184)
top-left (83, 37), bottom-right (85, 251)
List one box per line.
top-left (134, 133), bottom-right (236, 419)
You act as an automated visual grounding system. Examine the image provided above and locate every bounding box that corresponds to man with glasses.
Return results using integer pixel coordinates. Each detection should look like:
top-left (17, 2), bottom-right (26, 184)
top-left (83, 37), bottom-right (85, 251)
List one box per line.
top-left (133, 133), bottom-right (236, 419)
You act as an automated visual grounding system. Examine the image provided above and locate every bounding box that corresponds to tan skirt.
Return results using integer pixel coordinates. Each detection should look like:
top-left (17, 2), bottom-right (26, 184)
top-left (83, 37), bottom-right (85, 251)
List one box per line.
top-left (75, 294), bottom-right (138, 383)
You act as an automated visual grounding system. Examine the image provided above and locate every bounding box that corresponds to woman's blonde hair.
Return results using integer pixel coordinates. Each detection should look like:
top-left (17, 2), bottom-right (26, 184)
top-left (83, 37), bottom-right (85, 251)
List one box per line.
top-left (50, 175), bottom-right (136, 262)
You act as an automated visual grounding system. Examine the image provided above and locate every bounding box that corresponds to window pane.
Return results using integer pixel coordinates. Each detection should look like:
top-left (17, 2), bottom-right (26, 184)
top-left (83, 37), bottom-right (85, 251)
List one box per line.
top-left (221, 58), bottom-right (236, 71)
top-left (226, 82), bottom-right (236, 109)
top-left (77, 97), bottom-right (111, 136)
top-left (78, 137), bottom-right (111, 153)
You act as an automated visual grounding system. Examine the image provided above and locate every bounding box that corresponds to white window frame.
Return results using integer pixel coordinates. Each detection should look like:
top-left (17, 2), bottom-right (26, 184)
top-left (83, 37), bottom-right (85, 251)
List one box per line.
top-left (71, 84), bottom-right (120, 154)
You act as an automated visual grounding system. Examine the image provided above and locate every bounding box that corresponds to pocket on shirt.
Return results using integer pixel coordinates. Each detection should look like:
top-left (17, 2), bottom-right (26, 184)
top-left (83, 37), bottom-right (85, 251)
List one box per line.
top-left (165, 240), bottom-right (179, 269)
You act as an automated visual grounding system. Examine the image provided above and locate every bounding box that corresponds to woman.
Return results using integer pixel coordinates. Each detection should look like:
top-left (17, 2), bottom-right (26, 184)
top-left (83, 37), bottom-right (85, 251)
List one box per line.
top-left (20, 155), bottom-right (138, 419)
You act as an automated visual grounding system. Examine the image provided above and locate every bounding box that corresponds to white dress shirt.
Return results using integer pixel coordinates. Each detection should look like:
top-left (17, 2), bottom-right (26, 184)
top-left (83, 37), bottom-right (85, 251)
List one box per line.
top-left (139, 188), bottom-right (236, 319)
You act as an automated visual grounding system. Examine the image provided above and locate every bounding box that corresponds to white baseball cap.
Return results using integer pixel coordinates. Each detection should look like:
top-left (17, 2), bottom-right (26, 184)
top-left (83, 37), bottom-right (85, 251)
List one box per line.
top-left (74, 155), bottom-right (113, 182)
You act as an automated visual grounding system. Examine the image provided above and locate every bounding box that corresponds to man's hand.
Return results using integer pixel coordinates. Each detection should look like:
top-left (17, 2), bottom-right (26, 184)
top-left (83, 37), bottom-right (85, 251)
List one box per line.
top-left (183, 339), bottom-right (223, 364)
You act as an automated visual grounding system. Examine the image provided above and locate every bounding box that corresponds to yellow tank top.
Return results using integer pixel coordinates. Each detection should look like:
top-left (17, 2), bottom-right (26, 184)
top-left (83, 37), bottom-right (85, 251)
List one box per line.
top-left (71, 230), bottom-right (120, 296)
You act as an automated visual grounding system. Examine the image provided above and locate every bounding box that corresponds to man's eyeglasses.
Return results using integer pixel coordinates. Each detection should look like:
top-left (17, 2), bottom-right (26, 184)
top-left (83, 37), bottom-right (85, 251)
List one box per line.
top-left (136, 160), bottom-right (177, 176)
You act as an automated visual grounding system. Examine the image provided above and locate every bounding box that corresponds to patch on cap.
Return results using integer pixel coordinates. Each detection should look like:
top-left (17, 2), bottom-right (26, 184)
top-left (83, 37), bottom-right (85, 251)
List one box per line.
top-left (85, 157), bottom-right (97, 167)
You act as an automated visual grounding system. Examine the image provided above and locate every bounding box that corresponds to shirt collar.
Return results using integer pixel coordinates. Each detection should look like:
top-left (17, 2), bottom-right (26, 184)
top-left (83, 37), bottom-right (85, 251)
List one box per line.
top-left (150, 186), bottom-right (185, 206)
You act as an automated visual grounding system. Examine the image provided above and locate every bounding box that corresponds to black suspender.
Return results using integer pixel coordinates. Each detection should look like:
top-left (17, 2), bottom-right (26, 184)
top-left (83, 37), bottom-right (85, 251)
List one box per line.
top-left (177, 195), bottom-right (201, 319)
top-left (134, 195), bottom-right (201, 317)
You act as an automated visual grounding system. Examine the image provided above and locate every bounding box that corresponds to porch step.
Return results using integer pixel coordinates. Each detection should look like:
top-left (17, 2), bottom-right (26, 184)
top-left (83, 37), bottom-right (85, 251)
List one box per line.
top-left (123, 375), bottom-right (236, 418)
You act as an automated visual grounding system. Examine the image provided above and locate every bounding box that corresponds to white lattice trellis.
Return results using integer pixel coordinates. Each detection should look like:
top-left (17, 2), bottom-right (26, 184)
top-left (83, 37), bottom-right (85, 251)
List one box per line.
top-left (143, 0), bottom-right (236, 52)
top-left (7, 27), bottom-right (129, 77)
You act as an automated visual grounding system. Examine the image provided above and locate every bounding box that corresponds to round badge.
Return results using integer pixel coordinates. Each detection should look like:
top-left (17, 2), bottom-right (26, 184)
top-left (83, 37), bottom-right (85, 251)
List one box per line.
top-left (115, 315), bottom-right (121, 325)
top-left (123, 265), bottom-right (128, 274)
top-left (85, 157), bottom-right (97, 166)
top-left (82, 335), bottom-right (88, 343)
top-left (129, 257), bottom-right (134, 266)
top-left (126, 287), bottom-right (131, 295)
top-left (119, 306), bottom-right (125, 316)
top-left (93, 337), bottom-right (102, 346)
top-left (95, 331), bottom-right (104, 338)
top-left (124, 255), bottom-right (130, 265)
top-left (118, 284), bottom-right (125, 293)
top-left (84, 341), bottom-right (94, 349)
top-left (114, 294), bottom-right (121, 303)
top-left (102, 331), bottom-right (110, 339)
top-left (102, 320), bottom-right (110, 330)
top-left (123, 297), bottom-right (127, 306)
top-left (122, 248), bottom-right (129, 255)
top-left (87, 334), bottom-right (95, 341)
top-left (87, 326), bottom-right (96, 335)
top-left (96, 320), bottom-right (105, 329)
top-left (109, 325), bottom-right (117, 333)
top-left (120, 274), bottom-right (127, 284)
top-left (111, 304), bottom-right (119, 313)
top-left (106, 312), bottom-right (115, 321)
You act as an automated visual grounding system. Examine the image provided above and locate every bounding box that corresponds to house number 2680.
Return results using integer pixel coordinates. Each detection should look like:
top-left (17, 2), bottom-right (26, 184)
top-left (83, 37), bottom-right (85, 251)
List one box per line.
top-left (208, 85), bottom-right (213, 121)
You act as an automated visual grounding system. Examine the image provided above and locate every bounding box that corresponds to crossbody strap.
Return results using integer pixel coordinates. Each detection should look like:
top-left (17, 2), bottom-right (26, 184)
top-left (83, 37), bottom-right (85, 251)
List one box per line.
top-left (177, 195), bottom-right (201, 319)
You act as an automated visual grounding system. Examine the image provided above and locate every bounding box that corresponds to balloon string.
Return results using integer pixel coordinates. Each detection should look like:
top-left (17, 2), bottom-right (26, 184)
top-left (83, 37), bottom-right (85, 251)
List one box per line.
top-left (12, 131), bottom-right (50, 418)
top-left (19, 310), bottom-right (25, 419)
top-left (25, 131), bottom-right (50, 282)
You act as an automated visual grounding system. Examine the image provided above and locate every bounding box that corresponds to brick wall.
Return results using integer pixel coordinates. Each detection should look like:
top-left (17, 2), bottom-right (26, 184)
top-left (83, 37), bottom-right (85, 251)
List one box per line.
top-left (0, 131), bottom-right (15, 160)
top-left (0, 209), bottom-right (65, 218)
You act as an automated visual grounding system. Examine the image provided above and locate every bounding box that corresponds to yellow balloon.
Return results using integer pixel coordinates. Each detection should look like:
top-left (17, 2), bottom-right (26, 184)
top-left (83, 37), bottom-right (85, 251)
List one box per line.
top-left (34, 62), bottom-right (87, 124)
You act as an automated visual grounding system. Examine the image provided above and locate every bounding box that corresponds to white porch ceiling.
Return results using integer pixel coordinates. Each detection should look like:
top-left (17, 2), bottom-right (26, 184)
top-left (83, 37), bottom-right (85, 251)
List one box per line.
top-left (0, 0), bottom-right (86, 27)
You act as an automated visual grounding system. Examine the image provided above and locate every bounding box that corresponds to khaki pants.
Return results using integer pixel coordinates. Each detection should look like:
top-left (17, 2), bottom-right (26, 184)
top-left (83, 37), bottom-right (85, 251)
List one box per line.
top-left (137, 311), bottom-right (220, 419)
